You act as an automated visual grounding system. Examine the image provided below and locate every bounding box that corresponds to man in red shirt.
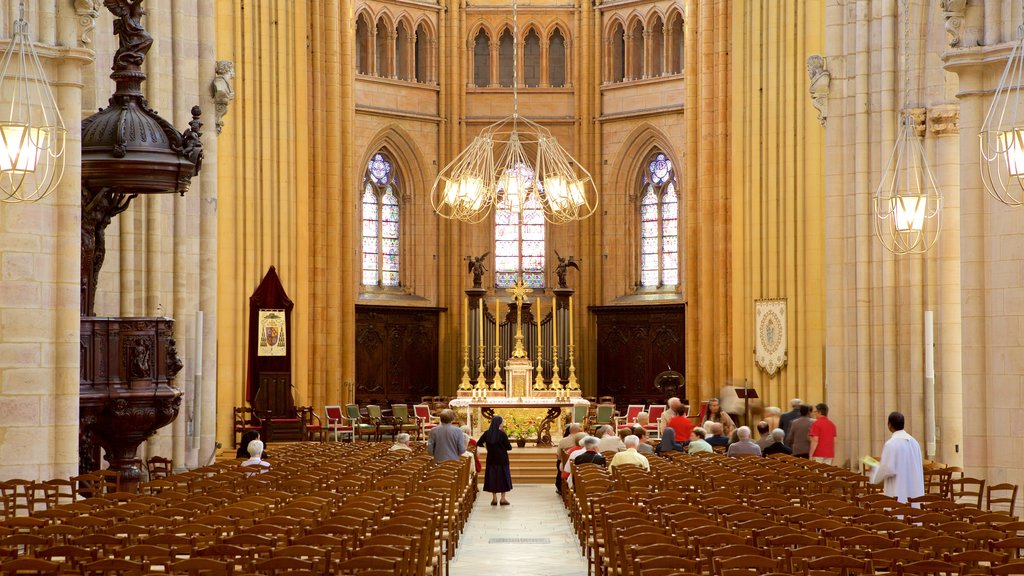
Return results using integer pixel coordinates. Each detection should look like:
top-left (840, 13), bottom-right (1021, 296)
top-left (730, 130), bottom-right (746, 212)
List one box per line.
top-left (666, 404), bottom-right (694, 444)
top-left (809, 402), bottom-right (837, 465)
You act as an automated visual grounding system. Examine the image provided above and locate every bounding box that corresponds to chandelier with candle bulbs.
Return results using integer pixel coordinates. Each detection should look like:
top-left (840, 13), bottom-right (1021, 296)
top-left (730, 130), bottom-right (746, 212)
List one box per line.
top-left (0, 0), bottom-right (66, 203)
top-left (872, 0), bottom-right (942, 255)
top-left (430, 0), bottom-right (597, 224)
top-left (980, 4), bottom-right (1024, 206)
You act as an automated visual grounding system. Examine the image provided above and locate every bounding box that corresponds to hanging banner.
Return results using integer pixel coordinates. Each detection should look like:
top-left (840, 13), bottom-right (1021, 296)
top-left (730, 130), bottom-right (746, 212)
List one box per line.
top-left (755, 299), bottom-right (788, 376)
top-left (257, 309), bottom-right (287, 356)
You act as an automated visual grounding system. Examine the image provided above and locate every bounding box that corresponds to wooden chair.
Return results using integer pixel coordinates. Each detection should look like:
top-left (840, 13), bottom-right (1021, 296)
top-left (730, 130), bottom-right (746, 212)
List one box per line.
top-left (895, 559), bottom-right (961, 575)
top-left (616, 405), bottom-right (646, 430)
top-left (297, 406), bottom-right (326, 442)
top-left (592, 404), bottom-right (617, 435)
top-left (645, 405), bottom-right (665, 439)
top-left (146, 456), bottom-right (173, 480)
top-left (951, 478), bottom-right (987, 508)
top-left (803, 554), bottom-right (870, 576)
top-left (987, 484), bottom-right (1019, 516)
top-left (990, 560), bottom-right (1024, 575)
top-left (81, 557), bottom-right (145, 576)
top-left (0, 558), bottom-right (60, 575)
top-left (324, 405), bottom-right (354, 442)
top-left (413, 404), bottom-right (438, 440)
top-left (345, 405), bottom-right (376, 441)
top-left (712, 554), bottom-right (780, 576)
top-left (166, 557), bottom-right (233, 576)
top-left (233, 406), bottom-right (268, 448)
top-left (390, 404), bottom-right (420, 439)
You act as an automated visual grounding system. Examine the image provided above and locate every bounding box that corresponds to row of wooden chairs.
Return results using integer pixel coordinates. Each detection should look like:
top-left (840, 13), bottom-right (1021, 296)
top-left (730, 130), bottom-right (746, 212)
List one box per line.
top-left (0, 441), bottom-right (477, 575)
top-left (566, 451), bottom-right (1023, 576)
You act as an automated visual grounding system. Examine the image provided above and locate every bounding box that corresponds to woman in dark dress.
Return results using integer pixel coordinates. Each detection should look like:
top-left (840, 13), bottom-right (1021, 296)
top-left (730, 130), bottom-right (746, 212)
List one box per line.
top-left (479, 415), bottom-right (513, 505)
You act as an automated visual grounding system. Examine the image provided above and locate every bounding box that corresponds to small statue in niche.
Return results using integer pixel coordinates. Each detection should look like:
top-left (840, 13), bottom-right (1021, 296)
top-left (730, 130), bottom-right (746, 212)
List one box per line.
top-left (104, 0), bottom-right (153, 69)
top-left (806, 54), bottom-right (831, 127)
top-left (212, 60), bottom-right (236, 135)
top-left (466, 252), bottom-right (489, 288)
top-left (553, 250), bottom-right (580, 289)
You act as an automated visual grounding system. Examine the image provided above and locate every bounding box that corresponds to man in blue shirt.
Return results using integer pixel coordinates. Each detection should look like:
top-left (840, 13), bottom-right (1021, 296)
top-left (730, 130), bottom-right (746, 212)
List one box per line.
top-left (427, 409), bottom-right (467, 463)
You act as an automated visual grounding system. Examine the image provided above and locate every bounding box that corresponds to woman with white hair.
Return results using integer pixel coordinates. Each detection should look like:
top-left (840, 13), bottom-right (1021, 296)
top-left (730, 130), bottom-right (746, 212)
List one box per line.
top-left (240, 439), bottom-right (270, 475)
top-left (462, 425), bottom-right (481, 473)
top-left (389, 433), bottom-right (413, 452)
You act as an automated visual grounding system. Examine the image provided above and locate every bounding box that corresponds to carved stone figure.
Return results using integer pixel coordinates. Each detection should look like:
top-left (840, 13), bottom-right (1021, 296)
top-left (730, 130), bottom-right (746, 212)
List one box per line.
top-left (104, 0), bottom-right (153, 71)
top-left (466, 252), bottom-right (489, 288)
top-left (941, 0), bottom-right (968, 47)
top-left (75, 0), bottom-right (100, 46)
top-left (181, 107), bottom-right (205, 176)
top-left (212, 60), bottom-right (236, 135)
top-left (553, 250), bottom-right (580, 289)
top-left (806, 54), bottom-right (831, 127)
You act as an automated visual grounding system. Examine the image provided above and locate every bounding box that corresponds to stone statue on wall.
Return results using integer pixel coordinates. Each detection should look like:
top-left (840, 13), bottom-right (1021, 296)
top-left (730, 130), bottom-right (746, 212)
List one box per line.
top-left (553, 250), bottom-right (580, 289)
top-left (941, 0), bottom-right (968, 47)
top-left (212, 60), bottom-right (236, 135)
top-left (75, 0), bottom-right (100, 46)
top-left (466, 252), bottom-right (489, 288)
top-left (806, 54), bottom-right (830, 127)
top-left (104, 0), bottom-right (153, 70)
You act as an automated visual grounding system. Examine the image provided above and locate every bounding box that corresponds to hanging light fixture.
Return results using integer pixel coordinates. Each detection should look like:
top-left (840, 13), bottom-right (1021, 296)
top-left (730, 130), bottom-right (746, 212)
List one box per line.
top-left (980, 4), bottom-right (1024, 206)
top-left (873, 0), bottom-right (942, 255)
top-left (0, 0), bottom-right (66, 203)
top-left (430, 0), bottom-right (597, 224)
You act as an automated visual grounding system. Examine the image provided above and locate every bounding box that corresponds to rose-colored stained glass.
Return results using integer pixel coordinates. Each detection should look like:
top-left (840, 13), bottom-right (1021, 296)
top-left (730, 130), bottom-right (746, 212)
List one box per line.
top-left (382, 271), bottom-right (399, 285)
top-left (368, 153), bottom-right (391, 185)
top-left (641, 203), bottom-right (658, 221)
top-left (522, 240), bottom-right (544, 257)
top-left (522, 225), bottom-right (544, 241)
top-left (382, 254), bottom-right (399, 272)
top-left (642, 221), bottom-right (658, 238)
top-left (382, 238), bottom-right (399, 256)
top-left (662, 252), bottom-right (678, 270)
top-left (523, 272), bottom-right (544, 287)
top-left (381, 221), bottom-right (398, 238)
top-left (662, 219), bottom-right (678, 237)
top-left (662, 236), bottom-right (678, 252)
top-left (496, 226), bottom-right (518, 241)
top-left (648, 153), bottom-right (672, 185)
top-left (363, 253), bottom-right (378, 269)
top-left (642, 237), bottom-right (658, 254)
top-left (522, 256), bottom-right (544, 272)
top-left (362, 221), bottom-right (377, 237)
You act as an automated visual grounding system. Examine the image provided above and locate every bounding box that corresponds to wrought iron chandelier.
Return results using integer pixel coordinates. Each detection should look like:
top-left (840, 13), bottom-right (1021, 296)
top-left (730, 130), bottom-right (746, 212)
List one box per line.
top-left (873, 0), bottom-right (942, 255)
top-left (430, 0), bottom-right (597, 224)
top-left (0, 0), bottom-right (66, 203)
top-left (980, 3), bottom-right (1024, 206)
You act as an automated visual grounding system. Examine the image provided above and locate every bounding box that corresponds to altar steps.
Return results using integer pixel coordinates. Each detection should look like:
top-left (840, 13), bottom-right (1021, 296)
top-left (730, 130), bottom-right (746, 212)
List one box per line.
top-left (478, 447), bottom-right (555, 485)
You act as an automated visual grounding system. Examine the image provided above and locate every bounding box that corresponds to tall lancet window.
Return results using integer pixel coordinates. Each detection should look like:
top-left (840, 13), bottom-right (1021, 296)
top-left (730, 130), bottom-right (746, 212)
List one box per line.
top-left (362, 152), bottom-right (401, 287)
top-left (495, 177), bottom-right (546, 288)
top-left (639, 152), bottom-right (678, 287)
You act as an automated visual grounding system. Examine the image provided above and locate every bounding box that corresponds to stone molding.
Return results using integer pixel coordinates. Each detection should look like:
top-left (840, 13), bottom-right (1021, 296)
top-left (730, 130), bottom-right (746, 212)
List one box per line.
top-left (75, 0), bottom-right (101, 46)
top-left (928, 105), bottom-right (960, 136)
top-left (941, 0), bottom-right (968, 48)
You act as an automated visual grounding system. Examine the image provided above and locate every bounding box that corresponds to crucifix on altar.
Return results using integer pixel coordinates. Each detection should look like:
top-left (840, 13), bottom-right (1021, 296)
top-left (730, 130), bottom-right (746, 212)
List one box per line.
top-left (502, 279), bottom-right (535, 398)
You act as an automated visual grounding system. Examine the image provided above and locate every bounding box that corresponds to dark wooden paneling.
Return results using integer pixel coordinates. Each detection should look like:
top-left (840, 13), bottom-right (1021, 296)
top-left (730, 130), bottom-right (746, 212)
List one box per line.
top-left (355, 305), bottom-right (444, 405)
top-left (591, 304), bottom-right (686, 410)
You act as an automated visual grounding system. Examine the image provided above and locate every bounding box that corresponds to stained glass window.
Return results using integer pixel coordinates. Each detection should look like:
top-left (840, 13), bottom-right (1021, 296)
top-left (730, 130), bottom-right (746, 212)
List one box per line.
top-left (639, 152), bottom-right (679, 288)
top-left (361, 152), bottom-right (400, 287)
top-left (495, 193), bottom-right (545, 288)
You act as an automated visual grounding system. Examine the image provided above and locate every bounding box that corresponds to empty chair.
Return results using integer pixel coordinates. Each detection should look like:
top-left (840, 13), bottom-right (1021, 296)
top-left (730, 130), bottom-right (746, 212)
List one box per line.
top-left (987, 483), bottom-right (1019, 515)
top-left (950, 478), bottom-right (986, 509)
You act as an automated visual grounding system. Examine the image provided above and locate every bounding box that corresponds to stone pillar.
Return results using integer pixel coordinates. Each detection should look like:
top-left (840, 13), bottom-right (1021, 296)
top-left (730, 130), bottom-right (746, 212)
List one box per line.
top-left (539, 34), bottom-right (549, 87)
top-left (490, 40), bottom-right (500, 86)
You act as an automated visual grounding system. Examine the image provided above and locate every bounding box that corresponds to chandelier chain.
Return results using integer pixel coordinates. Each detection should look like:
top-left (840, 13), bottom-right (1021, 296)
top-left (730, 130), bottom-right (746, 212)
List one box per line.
top-left (512, 0), bottom-right (518, 117)
top-left (902, 0), bottom-right (910, 116)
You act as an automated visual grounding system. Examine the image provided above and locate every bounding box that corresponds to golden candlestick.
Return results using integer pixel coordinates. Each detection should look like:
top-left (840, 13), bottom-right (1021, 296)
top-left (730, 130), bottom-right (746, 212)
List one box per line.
top-left (568, 296), bottom-right (578, 390)
top-left (534, 295), bottom-right (544, 390)
top-left (476, 303), bottom-right (486, 392)
top-left (551, 295), bottom-right (560, 389)
top-left (492, 297), bottom-right (504, 390)
top-left (509, 279), bottom-right (532, 359)
top-left (459, 297), bottom-right (472, 390)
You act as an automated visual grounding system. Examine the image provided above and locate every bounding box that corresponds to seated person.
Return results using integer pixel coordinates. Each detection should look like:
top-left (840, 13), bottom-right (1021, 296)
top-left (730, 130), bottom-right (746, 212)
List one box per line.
top-left (763, 429), bottom-right (793, 456)
top-left (574, 436), bottom-right (607, 466)
top-left (666, 404), bottom-right (695, 442)
top-left (609, 435), bottom-right (651, 472)
top-left (632, 426), bottom-right (655, 454)
top-left (755, 421), bottom-right (774, 450)
top-left (461, 425), bottom-right (481, 473)
top-left (240, 439), bottom-right (270, 475)
top-left (656, 427), bottom-right (685, 453)
top-left (390, 432), bottom-right (413, 452)
top-left (596, 425), bottom-right (625, 453)
top-left (687, 427), bottom-right (713, 454)
top-left (237, 430), bottom-right (259, 458)
top-left (705, 422), bottom-right (730, 448)
top-left (726, 426), bottom-right (762, 457)
top-left (705, 397), bottom-right (736, 436)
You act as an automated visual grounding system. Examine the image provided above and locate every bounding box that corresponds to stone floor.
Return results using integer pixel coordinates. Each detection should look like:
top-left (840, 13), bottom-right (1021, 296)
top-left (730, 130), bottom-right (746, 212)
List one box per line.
top-left (449, 484), bottom-right (588, 576)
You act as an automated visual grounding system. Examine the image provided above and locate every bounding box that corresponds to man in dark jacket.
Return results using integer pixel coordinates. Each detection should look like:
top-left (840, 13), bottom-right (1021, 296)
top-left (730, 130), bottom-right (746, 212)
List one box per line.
top-left (763, 429), bottom-right (793, 456)
top-left (779, 398), bottom-right (802, 434)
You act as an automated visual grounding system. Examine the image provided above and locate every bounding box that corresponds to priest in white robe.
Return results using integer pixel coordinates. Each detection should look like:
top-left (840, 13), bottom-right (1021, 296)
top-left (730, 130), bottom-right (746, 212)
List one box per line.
top-left (867, 411), bottom-right (925, 503)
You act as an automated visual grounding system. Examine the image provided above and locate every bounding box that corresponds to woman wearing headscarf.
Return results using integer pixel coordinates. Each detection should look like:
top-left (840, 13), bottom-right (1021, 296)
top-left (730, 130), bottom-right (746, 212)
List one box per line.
top-left (656, 427), bottom-right (685, 454)
top-left (478, 415), bottom-right (513, 505)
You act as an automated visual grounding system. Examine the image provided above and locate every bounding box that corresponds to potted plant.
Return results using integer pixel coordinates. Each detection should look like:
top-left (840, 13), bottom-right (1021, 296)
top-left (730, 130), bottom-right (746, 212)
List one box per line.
top-left (505, 415), bottom-right (537, 448)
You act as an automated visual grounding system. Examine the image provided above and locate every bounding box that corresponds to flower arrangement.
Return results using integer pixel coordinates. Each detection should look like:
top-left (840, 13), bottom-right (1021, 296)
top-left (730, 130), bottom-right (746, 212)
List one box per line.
top-left (503, 415), bottom-right (539, 441)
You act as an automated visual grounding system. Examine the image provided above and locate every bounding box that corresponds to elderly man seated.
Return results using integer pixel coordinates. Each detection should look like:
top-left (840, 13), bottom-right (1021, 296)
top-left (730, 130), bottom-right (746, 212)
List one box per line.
top-left (390, 433), bottom-right (413, 452)
top-left (727, 426), bottom-right (762, 457)
top-left (687, 428), bottom-right (713, 454)
top-left (609, 435), bottom-right (651, 472)
top-left (763, 429), bottom-right (793, 456)
top-left (240, 439), bottom-right (270, 475)
top-left (705, 422), bottom-right (730, 449)
top-left (597, 425), bottom-right (625, 453)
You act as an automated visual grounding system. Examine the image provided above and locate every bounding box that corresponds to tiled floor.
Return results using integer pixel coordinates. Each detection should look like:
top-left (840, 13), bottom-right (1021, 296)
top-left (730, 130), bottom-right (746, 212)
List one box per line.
top-left (450, 484), bottom-right (588, 576)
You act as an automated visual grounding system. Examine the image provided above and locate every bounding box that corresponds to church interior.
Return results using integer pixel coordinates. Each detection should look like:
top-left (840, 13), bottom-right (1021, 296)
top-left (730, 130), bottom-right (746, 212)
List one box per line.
top-left (3, 0), bottom-right (1024, 572)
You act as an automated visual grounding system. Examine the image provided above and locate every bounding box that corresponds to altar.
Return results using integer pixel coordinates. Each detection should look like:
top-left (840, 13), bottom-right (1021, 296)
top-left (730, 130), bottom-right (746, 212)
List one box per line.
top-left (449, 397), bottom-right (590, 446)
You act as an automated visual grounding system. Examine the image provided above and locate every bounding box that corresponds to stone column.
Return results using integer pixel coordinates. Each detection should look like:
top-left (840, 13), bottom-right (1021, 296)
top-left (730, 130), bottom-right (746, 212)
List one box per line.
top-left (490, 40), bottom-right (500, 86)
top-left (539, 34), bottom-right (549, 87)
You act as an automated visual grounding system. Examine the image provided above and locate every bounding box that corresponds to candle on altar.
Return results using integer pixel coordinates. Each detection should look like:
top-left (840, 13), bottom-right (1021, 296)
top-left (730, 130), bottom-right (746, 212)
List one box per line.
top-left (495, 297), bottom-right (501, 340)
top-left (536, 294), bottom-right (542, 329)
top-left (569, 296), bottom-right (573, 345)
top-left (464, 296), bottom-right (468, 347)
top-left (552, 295), bottom-right (557, 350)
top-left (479, 301), bottom-right (484, 347)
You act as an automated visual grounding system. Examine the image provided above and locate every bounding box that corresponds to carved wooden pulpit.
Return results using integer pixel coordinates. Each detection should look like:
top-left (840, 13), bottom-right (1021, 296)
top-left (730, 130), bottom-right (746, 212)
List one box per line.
top-left (247, 267), bottom-right (295, 422)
